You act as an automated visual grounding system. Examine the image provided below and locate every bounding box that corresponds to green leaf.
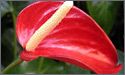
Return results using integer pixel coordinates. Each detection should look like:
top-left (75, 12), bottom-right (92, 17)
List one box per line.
top-left (5, 58), bottom-right (65, 74)
top-left (117, 50), bottom-right (124, 74)
top-left (1, 1), bottom-right (12, 17)
top-left (6, 57), bottom-right (42, 74)
top-left (63, 63), bottom-right (90, 74)
top-left (40, 58), bottom-right (66, 74)
top-left (2, 29), bottom-right (15, 66)
top-left (86, 1), bottom-right (121, 34)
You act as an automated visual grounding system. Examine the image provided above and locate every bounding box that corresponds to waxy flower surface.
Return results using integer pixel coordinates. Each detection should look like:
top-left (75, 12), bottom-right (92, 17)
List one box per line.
top-left (16, 1), bottom-right (122, 74)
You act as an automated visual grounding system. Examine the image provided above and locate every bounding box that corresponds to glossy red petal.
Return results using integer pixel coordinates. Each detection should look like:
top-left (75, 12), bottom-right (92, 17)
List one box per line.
top-left (20, 48), bottom-right (122, 74)
top-left (16, 1), bottom-right (122, 74)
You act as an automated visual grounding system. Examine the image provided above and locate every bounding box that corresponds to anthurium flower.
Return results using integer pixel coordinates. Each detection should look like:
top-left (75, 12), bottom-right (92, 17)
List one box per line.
top-left (16, 1), bottom-right (122, 74)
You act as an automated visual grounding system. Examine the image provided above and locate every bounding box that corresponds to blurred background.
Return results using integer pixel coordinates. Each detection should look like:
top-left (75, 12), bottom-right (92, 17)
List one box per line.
top-left (1, 1), bottom-right (124, 74)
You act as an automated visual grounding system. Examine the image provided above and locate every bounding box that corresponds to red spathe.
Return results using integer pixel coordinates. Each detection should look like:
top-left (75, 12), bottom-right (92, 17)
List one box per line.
top-left (16, 1), bottom-right (122, 74)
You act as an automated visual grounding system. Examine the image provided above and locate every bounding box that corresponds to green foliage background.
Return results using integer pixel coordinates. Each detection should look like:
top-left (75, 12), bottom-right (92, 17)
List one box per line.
top-left (1, 1), bottom-right (124, 74)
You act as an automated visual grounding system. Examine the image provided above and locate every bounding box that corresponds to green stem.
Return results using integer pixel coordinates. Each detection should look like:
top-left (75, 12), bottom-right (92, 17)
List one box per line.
top-left (1, 58), bottom-right (23, 74)
top-left (9, 1), bottom-right (17, 59)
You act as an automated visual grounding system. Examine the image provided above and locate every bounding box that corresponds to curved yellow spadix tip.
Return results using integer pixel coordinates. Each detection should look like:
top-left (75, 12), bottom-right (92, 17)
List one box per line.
top-left (26, 1), bottom-right (73, 51)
